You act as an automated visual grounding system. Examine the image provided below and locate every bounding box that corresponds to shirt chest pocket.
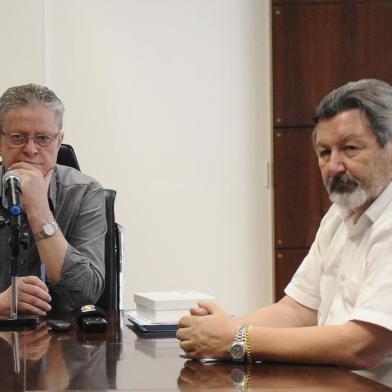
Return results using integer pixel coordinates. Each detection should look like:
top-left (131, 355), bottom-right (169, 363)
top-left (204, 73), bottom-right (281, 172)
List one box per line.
top-left (343, 279), bottom-right (361, 309)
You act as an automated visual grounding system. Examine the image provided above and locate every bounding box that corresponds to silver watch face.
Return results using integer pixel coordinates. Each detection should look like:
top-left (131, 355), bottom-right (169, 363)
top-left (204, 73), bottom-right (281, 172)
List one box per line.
top-left (230, 368), bottom-right (246, 385)
top-left (230, 342), bottom-right (245, 361)
top-left (43, 222), bottom-right (56, 236)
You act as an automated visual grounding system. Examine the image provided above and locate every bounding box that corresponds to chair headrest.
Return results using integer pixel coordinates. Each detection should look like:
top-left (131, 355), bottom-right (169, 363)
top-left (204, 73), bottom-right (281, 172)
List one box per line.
top-left (57, 144), bottom-right (81, 171)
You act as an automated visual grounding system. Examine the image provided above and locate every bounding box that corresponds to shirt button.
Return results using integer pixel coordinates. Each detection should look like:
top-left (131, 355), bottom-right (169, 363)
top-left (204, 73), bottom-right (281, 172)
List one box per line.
top-left (340, 273), bottom-right (346, 281)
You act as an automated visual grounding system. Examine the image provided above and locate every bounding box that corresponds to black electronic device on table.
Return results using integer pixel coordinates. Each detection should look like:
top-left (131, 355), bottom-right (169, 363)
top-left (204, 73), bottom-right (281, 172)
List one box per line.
top-left (48, 319), bottom-right (71, 332)
top-left (77, 305), bottom-right (108, 332)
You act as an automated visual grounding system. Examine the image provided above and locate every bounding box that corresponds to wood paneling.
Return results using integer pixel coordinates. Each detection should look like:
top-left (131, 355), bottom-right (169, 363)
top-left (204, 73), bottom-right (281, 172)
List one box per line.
top-left (272, 0), bottom-right (392, 300)
top-left (273, 1), bottom-right (392, 127)
top-left (274, 128), bottom-right (330, 249)
top-left (275, 249), bottom-right (309, 300)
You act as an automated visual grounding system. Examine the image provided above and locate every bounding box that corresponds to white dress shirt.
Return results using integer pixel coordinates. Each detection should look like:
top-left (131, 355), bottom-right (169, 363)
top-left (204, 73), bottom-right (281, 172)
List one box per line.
top-left (285, 180), bottom-right (392, 331)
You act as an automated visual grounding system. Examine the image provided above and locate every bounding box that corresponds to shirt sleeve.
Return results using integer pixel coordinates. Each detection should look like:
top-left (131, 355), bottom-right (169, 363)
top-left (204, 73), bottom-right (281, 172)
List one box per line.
top-left (349, 225), bottom-right (392, 331)
top-left (285, 205), bottom-right (341, 310)
top-left (49, 182), bottom-right (106, 311)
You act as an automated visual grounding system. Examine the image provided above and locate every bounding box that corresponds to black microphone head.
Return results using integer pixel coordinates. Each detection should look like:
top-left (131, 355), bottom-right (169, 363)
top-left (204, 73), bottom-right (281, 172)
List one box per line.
top-left (2, 170), bottom-right (22, 216)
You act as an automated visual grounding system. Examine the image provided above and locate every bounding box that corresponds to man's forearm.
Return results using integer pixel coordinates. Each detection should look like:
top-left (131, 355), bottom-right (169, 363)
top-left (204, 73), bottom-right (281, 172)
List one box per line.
top-left (48, 241), bottom-right (105, 310)
top-left (27, 200), bottom-right (67, 282)
top-left (236, 296), bottom-right (317, 328)
top-left (35, 232), bottom-right (68, 282)
top-left (248, 321), bottom-right (392, 369)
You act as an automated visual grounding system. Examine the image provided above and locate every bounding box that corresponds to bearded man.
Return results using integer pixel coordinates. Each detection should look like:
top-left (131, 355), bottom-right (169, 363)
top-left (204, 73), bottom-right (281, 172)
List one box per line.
top-left (176, 79), bottom-right (392, 370)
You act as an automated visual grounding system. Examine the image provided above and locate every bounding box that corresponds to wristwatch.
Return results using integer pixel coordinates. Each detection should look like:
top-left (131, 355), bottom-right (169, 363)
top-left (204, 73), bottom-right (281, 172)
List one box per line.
top-left (230, 325), bottom-right (247, 362)
top-left (230, 367), bottom-right (249, 391)
top-left (33, 221), bottom-right (58, 241)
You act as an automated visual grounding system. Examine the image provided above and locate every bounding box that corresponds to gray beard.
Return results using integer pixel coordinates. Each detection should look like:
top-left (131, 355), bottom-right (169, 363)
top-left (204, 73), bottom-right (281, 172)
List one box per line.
top-left (329, 186), bottom-right (368, 210)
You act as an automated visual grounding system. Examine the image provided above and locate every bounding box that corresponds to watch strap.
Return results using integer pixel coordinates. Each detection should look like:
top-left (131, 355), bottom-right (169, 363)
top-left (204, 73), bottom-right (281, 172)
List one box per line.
top-left (235, 325), bottom-right (247, 344)
top-left (230, 325), bottom-right (247, 362)
top-left (244, 325), bottom-right (253, 364)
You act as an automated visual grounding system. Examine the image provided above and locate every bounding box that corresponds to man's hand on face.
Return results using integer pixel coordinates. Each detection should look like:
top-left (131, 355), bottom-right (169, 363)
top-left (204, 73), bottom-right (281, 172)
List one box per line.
top-left (0, 276), bottom-right (52, 316)
top-left (7, 161), bottom-right (54, 218)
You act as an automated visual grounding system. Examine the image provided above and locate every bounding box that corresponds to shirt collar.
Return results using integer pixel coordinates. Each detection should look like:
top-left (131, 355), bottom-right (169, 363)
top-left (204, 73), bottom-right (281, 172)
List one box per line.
top-left (340, 180), bottom-right (392, 237)
top-left (364, 180), bottom-right (392, 224)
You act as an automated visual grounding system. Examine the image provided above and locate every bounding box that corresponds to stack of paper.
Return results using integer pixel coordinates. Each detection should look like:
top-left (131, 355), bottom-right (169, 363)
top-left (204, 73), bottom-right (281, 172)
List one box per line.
top-left (128, 290), bottom-right (216, 333)
top-left (128, 311), bottom-right (178, 332)
top-left (135, 290), bottom-right (216, 322)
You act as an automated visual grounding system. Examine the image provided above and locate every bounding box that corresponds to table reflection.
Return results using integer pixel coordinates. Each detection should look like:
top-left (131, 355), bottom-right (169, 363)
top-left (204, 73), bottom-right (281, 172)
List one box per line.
top-left (177, 360), bottom-right (392, 391)
top-left (1, 312), bottom-right (391, 391)
top-left (356, 357), bottom-right (392, 388)
top-left (24, 312), bottom-right (122, 391)
top-left (32, 313), bottom-right (123, 391)
top-left (0, 324), bottom-right (51, 391)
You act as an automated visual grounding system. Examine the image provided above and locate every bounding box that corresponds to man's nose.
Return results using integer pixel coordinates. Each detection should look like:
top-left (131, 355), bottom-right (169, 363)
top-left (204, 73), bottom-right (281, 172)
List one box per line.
top-left (326, 150), bottom-right (346, 176)
top-left (22, 137), bottom-right (39, 154)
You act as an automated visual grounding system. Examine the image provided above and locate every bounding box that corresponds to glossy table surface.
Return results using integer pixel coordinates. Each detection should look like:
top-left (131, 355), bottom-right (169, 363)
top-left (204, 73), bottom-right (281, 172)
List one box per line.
top-left (0, 311), bottom-right (391, 391)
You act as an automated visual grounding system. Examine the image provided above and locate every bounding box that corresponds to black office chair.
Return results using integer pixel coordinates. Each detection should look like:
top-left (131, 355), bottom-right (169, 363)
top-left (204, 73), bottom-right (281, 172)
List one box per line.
top-left (57, 144), bottom-right (124, 310)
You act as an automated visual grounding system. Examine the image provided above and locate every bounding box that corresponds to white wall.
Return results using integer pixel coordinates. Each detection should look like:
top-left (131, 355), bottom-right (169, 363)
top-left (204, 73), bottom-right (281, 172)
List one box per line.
top-left (0, 0), bottom-right (44, 88)
top-left (1, 0), bottom-right (272, 315)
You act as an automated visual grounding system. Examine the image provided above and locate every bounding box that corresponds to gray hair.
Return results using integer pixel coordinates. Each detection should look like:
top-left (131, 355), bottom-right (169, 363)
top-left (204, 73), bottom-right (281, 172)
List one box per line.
top-left (0, 83), bottom-right (64, 131)
top-left (312, 79), bottom-right (392, 147)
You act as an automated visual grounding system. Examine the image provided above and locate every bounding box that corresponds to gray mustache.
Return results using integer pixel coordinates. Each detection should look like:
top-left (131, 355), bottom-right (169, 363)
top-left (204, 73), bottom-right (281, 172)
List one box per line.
top-left (327, 174), bottom-right (360, 194)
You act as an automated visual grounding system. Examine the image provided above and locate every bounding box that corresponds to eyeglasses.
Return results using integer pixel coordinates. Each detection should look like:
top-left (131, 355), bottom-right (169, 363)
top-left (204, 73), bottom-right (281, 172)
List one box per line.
top-left (0, 131), bottom-right (61, 148)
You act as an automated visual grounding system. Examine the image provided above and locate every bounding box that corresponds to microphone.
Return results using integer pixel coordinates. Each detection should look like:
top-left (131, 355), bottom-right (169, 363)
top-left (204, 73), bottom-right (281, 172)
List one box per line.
top-left (2, 170), bottom-right (22, 216)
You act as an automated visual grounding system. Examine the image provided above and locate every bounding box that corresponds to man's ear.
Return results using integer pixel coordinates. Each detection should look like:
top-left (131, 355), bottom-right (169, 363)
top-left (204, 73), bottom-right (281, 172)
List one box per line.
top-left (384, 138), bottom-right (392, 163)
top-left (57, 131), bottom-right (64, 147)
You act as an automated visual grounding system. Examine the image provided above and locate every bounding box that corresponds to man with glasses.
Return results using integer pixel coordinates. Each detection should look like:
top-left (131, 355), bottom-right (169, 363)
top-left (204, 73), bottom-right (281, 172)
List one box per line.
top-left (0, 84), bottom-right (106, 315)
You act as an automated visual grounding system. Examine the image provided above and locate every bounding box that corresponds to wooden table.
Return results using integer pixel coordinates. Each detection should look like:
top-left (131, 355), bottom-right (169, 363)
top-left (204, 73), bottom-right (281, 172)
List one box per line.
top-left (0, 311), bottom-right (390, 391)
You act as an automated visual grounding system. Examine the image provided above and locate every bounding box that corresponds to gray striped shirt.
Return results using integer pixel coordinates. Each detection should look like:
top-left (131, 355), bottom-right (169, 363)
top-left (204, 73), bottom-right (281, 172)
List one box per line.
top-left (0, 164), bottom-right (106, 311)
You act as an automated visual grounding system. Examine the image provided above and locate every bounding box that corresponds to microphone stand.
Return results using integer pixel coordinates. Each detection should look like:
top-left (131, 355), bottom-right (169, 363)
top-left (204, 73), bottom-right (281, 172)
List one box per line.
top-left (12, 331), bottom-right (20, 374)
top-left (0, 213), bottom-right (39, 328)
top-left (10, 213), bottom-right (22, 319)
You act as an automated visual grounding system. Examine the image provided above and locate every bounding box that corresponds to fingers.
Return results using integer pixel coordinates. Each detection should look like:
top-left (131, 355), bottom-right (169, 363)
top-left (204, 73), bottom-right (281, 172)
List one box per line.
top-left (190, 307), bottom-right (209, 316)
top-left (44, 168), bottom-right (54, 188)
top-left (19, 276), bottom-right (49, 292)
top-left (180, 305), bottom-right (213, 326)
top-left (177, 321), bottom-right (199, 358)
top-left (22, 330), bottom-right (52, 361)
top-left (197, 300), bottom-right (221, 314)
top-left (18, 296), bottom-right (51, 316)
top-left (24, 343), bottom-right (51, 361)
top-left (7, 161), bottom-right (42, 173)
top-left (179, 313), bottom-right (197, 328)
top-left (176, 324), bottom-right (190, 340)
top-left (179, 339), bottom-right (194, 352)
top-left (6, 163), bottom-right (53, 216)
top-left (20, 323), bottom-right (51, 344)
top-left (18, 276), bottom-right (52, 315)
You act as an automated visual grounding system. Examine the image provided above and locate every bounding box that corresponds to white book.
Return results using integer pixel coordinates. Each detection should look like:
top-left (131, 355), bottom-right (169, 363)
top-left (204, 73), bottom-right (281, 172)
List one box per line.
top-left (135, 304), bottom-right (189, 322)
top-left (134, 290), bottom-right (216, 323)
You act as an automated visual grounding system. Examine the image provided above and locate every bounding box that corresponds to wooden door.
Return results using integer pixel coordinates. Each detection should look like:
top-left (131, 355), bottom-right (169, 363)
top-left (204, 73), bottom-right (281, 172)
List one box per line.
top-left (272, 0), bottom-right (392, 299)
